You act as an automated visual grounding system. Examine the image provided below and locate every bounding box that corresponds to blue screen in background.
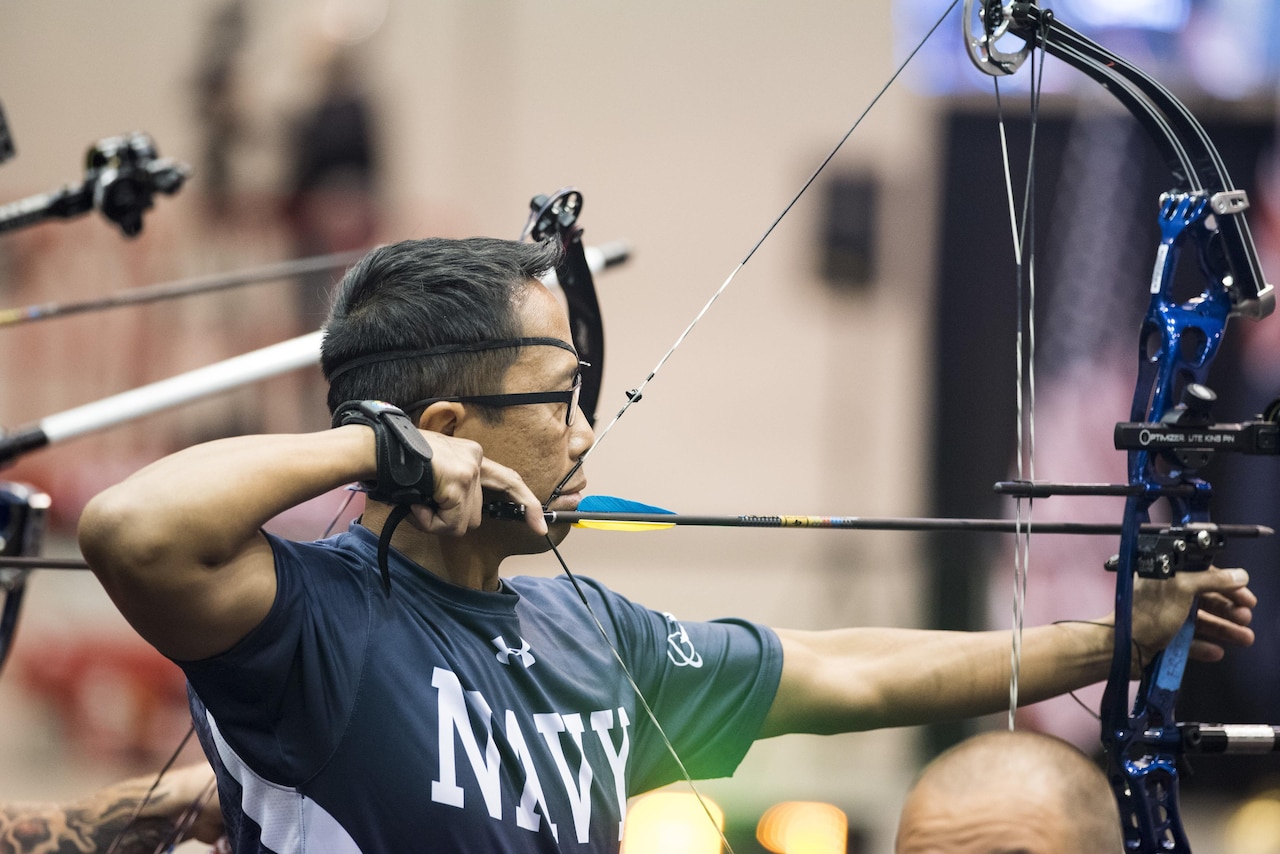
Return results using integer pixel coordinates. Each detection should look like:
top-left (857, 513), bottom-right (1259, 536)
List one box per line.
top-left (895, 0), bottom-right (1280, 99)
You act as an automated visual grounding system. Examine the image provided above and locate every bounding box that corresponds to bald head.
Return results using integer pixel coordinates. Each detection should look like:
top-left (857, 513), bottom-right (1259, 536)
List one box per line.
top-left (894, 731), bottom-right (1122, 854)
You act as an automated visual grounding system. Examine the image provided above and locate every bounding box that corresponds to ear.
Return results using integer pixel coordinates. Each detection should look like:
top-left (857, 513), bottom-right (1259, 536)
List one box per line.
top-left (417, 402), bottom-right (464, 436)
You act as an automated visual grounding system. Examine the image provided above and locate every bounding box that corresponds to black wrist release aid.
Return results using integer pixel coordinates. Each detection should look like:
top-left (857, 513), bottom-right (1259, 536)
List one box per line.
top-left (332, 400), bottom-right (436, 506)
top-left (332, 400), bottom-right (437, 594)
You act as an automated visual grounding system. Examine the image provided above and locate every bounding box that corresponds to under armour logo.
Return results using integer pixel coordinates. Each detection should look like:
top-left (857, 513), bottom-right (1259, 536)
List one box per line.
top-left (492, 636), bottom-right (536, 668)
top-left (663, 613), bottom-right (703, 668)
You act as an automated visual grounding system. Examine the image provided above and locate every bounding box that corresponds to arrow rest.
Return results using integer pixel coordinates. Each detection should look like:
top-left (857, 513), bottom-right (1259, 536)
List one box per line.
top-left (1103, 525), bottom-right (1226, 580)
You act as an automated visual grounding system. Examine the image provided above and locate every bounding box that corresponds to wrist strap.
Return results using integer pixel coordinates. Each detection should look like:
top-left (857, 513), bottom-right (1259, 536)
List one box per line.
top-left (332, 400), bottom-right (436, 506)
top-left (332, 400), bottom-right (437, 595)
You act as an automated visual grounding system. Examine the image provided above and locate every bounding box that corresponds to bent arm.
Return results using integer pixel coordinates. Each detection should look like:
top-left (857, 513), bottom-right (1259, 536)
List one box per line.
top-left (79, 427), bottom-right (378, 661)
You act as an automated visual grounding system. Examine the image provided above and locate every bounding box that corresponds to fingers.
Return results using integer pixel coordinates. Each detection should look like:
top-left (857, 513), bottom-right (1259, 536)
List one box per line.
top-left (415, 434), bottom-right (485, 536)
top-left (154, 763), bottom-right (222, 843)
top-left (1198, 590), bottom-right (1254, 628)
top-left (1130, 565), bottom-right (1258, 665)
top-left (1191, 613), bottom-right (1255, 656)
top-left (1187, 639), bottom-right (1226, 663)
top-left (1184, 567), bottom-right (1257, 661)
top-left (479, 458), bottom-right (548, 536)
top-left (1188, 566), bottom-right (1251, 599)
top-left (408, 432), bottom-right (548, 537)
top-left (1190, 567), bottom-right (1256, 647)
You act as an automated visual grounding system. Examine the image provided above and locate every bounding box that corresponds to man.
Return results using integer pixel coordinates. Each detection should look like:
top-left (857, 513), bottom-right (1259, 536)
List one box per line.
top-left (77, 237), bottom-right (1256, 852)
top-left (894, 730), bottom-right (1122, 853)
top-left (0, 762), bottom-right (224, 853)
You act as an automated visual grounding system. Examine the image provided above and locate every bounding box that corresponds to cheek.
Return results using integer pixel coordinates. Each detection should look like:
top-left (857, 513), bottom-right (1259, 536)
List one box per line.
top-left (471, 415), bottom-right (572, 495)
top-left (523, 427), bottom-right (575, 492)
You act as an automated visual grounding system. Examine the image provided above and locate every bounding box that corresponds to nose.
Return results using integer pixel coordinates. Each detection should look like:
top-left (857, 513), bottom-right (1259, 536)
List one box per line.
top-left (569, 407), bottom-right (595, 457)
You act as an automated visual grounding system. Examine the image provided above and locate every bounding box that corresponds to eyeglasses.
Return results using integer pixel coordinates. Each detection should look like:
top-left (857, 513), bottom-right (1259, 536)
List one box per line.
top-left (408, 363), bottom-right (587, 427)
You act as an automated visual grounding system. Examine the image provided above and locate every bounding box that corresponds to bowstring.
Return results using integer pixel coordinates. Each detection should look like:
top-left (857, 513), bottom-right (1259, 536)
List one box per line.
top-left (158, 776), bottom-right (219, 853)
top-left (84, 6), bottom-right (964, 850)
top-left (538, 3), bottom-right (963, 848)
top-left (551, 0), bottom-right (963, 501)
top-left (993, 27), bottom-right (1048, 731)
top-left (545, 538), bottom-right (734, 852)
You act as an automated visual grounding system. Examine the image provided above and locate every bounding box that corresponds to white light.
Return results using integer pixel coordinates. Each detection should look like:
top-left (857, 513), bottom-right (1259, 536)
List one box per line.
top-left (319, 0), bottom-right (388, 45)
top-left (1061, 0), bottom-right (1189, 32)
top-left (621, 792), bottom-right (725, 854)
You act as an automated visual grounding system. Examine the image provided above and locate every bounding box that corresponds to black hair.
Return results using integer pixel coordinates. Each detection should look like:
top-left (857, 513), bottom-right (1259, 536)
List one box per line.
top-left (321, 237), bottom-right (564, 415)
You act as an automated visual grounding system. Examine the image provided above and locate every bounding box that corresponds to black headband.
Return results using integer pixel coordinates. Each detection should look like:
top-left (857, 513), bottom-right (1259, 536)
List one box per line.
top-left (325, 336), bottom-right (576, 382)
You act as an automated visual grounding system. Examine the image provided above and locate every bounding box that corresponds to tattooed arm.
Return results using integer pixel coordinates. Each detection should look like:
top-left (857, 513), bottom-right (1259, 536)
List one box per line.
top-left (0, 763), bottom-right (222, 854)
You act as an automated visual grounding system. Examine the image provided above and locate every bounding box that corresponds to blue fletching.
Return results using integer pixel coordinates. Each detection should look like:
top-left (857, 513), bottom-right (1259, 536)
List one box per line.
top-left (577, 495), bottom-right (676, 515)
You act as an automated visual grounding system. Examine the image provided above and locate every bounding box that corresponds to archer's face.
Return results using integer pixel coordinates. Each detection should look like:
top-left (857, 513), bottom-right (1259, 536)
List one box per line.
top-left (455, 284), bottom-right (595, 551)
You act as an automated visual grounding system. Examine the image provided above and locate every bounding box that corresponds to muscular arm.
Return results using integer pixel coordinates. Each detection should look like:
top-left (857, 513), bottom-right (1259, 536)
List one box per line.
top-left (79, 426), bottom-right (543, 661)
top-left (0, 763), bottom-right (220, 854)
top-left (761, 567), bottom-right (1255, 737)
top-left (79, 428), bottom-right (378, 661)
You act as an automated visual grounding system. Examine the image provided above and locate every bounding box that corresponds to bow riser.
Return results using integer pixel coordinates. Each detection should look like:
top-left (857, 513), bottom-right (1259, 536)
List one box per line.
top-left (1102, 194), bottom-right (1235, 852)
top-left (1132, 196), bottom-right (1231, 429)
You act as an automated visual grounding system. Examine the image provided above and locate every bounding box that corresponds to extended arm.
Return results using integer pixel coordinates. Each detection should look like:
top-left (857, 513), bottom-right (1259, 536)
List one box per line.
top-left (761, 566), bottom-right (1254, 736)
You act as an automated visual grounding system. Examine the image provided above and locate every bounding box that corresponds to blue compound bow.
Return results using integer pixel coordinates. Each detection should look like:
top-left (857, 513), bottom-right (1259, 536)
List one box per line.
top-left (966, 2), bottom-right (1278, 849)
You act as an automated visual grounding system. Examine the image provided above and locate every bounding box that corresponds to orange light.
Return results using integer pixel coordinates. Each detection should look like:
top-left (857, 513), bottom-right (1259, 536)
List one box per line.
top-left (1223, 789), bottom-right (1280, 854)
top-left (621, 792), bottom-right (725, 854)
top-left (756, 801), bottom-right (847, 854)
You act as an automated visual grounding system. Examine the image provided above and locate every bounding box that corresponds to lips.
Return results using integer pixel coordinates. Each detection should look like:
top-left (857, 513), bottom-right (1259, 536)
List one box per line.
top-left (549, 482), bottom-right (586, 510)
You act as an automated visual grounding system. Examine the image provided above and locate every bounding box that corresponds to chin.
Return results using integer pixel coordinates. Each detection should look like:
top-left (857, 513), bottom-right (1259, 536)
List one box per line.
top-left (546, 521), bottom-right (573, 546)
top-left (536, 521), bottom-right (573, 551)
top-left (502, 520), bottom-right (573, 557)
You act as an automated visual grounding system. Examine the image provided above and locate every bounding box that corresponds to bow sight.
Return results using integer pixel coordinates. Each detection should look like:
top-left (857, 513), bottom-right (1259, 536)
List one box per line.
top-left (0, 130), bottom-right (188, 237)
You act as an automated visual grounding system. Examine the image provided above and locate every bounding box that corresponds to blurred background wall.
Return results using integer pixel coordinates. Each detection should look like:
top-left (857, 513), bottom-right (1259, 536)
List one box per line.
top-left (0, 1), bottom-right (1276, 851)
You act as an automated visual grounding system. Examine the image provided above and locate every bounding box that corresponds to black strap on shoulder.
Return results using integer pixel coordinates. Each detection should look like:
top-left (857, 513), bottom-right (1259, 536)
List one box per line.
top-left (375, 504), bottom-right (414, 596)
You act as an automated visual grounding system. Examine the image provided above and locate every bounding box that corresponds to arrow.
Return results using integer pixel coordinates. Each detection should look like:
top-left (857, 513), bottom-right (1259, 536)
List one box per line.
top-left (489, 496), bottom-right (1274, 537)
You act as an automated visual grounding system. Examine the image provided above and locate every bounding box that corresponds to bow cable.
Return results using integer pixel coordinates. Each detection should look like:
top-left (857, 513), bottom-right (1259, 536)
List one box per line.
top-left (546, 536), bottom-right (735, 852)
top-left (995, 41), bottom-right (1049, 730)
top-left (534, 4), bottom-right (961, 848)
top-left (548, 0), bottom-right (963, 503)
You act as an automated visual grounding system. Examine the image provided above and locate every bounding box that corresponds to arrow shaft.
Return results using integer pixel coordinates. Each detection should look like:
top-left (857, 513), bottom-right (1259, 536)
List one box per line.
top-left (545, 510), bottom-right (1271, 537)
